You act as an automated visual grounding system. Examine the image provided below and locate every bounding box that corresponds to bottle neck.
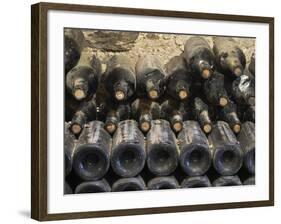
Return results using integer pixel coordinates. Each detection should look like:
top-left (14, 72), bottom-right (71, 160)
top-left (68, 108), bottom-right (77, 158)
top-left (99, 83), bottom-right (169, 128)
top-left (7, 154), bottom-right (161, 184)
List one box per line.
top-left (170, 114), bottom-right (183, 132)
top-left (226, 112), bottom-right (241, 134)
top-left (146, 79), bottom-right (160, 100)
top-left (114, 80), bottom-right (128, 101)
top-left (73, 78), bottom-right (88, 100)
top-left (244, 89), bottom-right (255, 106)
top-left (176, 80), bottom-right (189, 100)
top-left (219, 96), bottom-right (229, 107)
top-left (198, 60), bottom-right (212, 79)
top-left (226, 57), bottom-right (243, 77)
top-left (199, 110), bottom-right (212, 134)
top-left (71, 111), bottom-right (86, 134)
top-left (105, 114), bottom-right (119, 134)
top-left (139, 113), bottom-right (152, 132)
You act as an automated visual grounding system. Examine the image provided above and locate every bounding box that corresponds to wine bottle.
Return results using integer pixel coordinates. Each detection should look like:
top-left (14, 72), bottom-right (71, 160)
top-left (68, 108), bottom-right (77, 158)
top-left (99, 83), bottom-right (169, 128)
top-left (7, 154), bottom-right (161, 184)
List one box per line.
top-left (243, 67), bottom-right (255, 81)
top-left (237, 122), bottom-right (255, 174)
top-left (111, 120), bottom-right (146, 177)
top-left (112, 176), bottom-right (146, 192)
top-left (66, 51), bottom-right (101, 101)
top-left (64, 29), bottom-right (84, 74)
top-left (181, 176), bottom-right (211, 188)
top-left (219, 101), bottom-right (241, 134)
top-left (103, 55), bottom-right (136, 101)
top-left (147, 176), bottom-right (179, 190)
top-left (203, 71), bottom-right (229, 107)
top-left (165, 56), bottom-right (192, 100)
top-left (244, 106), bottom-right (255, 123)
top-left (70, 97), bottom-right (97, 135)
top-left (146, 119), bottom-right (179, 176)
top-left (181, 100), bottom-right (194, 122)
top-left (73, 121), bottom-right (111, 180)
top-left (136, 55), bottom-right (167, 100)
top-left (212, 175), bottom-right (242, 186)
top-left (160, 99), bottom-right (183, 133)
top-left (232, 74), bottom-right (255, 106)
top-left (184, 36), bottom-right (215, 79)
top-left (104, 103), bottom-right (131, 135)
top-left (243, 176), bottom-right (255, 185)
top-left (193, 97), bottom-right (212, 134)
top-left (213, 37), bottom-right (246, 78)
top-left (65, 91), bottom-right (81, 122)
top-left (64, 122), bottom-right (77, 177)
top-left (64, 181), bottom-right (73, 194)
top-left (131, 98), bottom-right (161, 133)
top-left (178, 121), bottom-right (212, 176)
top-left (209, 121), bottom-right (243, 175)
top-left (65, 169), bottom-right (83, 192)
top-left (75, 179), bottom-right (111, 193)
top-left (248, 53), bottom-right (255, 76)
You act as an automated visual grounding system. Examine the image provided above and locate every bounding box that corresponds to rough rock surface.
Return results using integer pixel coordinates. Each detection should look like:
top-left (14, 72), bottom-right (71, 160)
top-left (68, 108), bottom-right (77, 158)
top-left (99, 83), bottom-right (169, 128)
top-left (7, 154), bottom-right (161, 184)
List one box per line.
top-left (78, 29), bottom-right (255, 73)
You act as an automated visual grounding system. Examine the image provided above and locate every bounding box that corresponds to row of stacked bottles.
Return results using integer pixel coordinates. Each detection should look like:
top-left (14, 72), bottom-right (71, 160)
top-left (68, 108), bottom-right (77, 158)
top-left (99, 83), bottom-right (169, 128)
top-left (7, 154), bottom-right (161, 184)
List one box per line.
top-left (64, 30), bottom-right (255, 194)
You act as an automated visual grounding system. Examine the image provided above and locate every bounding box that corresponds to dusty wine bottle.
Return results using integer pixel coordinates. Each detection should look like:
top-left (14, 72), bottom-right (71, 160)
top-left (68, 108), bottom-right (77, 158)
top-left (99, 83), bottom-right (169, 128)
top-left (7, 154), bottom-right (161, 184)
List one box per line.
top-left (131, 98), bottom-right (161, 133)
top-left (94, 73), bottom-right (112, 108)
top-left (146, 120), bottom-right (179, 176)
top-left (64, 181), bottom-right (73, 194)
top-left (72, 121), bottom-right (111, 181)
top-left (147, 176), bottom-right (179, 190)
top-left (165, 56), bottom-right (192, 100)
top-left (64, 29), bottom-right (84, 74)
top-left (70, 97), bottom-right (97, 135)
top-left (103, 55), bottom-right (136, 101)
top-left (212, 175), bottom-right (242, 186)
top-left (248, 53), bottom-right (255, 76)
top-left (104, 103), bottom-right (131, 135)
top-left (184, 36), bottom-right (215, 79)
top-left (66, 51), bottom-right (101, 101)
top-left (65, 91), bottom-right (82, 122)
top-left (219, 101), bottom-right (241, 134)
top-left (203, 71), bottom-right (229, 107)
top-left (180, 100), bottom-right (193, 122)
top-left (112, 176), bottom-right (146, 192)
top-left (193, 97), bottom-right (212, 134)
top-left (244, 106), bottom-right (255, 123)
top-left (111, 120), bottom-right (146, 177)
top-left (243, 67), bottom-right (255, 81)
top-left (209, 121), bottom-right (243, 176)
top-left (75, 179), bottom-right (111, 193)
top-left (135, 55), bottom-right (167, 100)
top-left (181, 176), bottom-right (211, 188)
top-left (160, 99), bottom-right (183, 133)
top-left (64, 122), bottom-right (77, 176)
top-left (213, 37), bottom-right (246, 78)
top-left (237, 122), bottom-right (255, 174)
top-left (232, 74), bottom-right (255, 106)
top-left (178, 121), bottom-right (212, 176)
top-left (243, 176), bottom-right (255, 185)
